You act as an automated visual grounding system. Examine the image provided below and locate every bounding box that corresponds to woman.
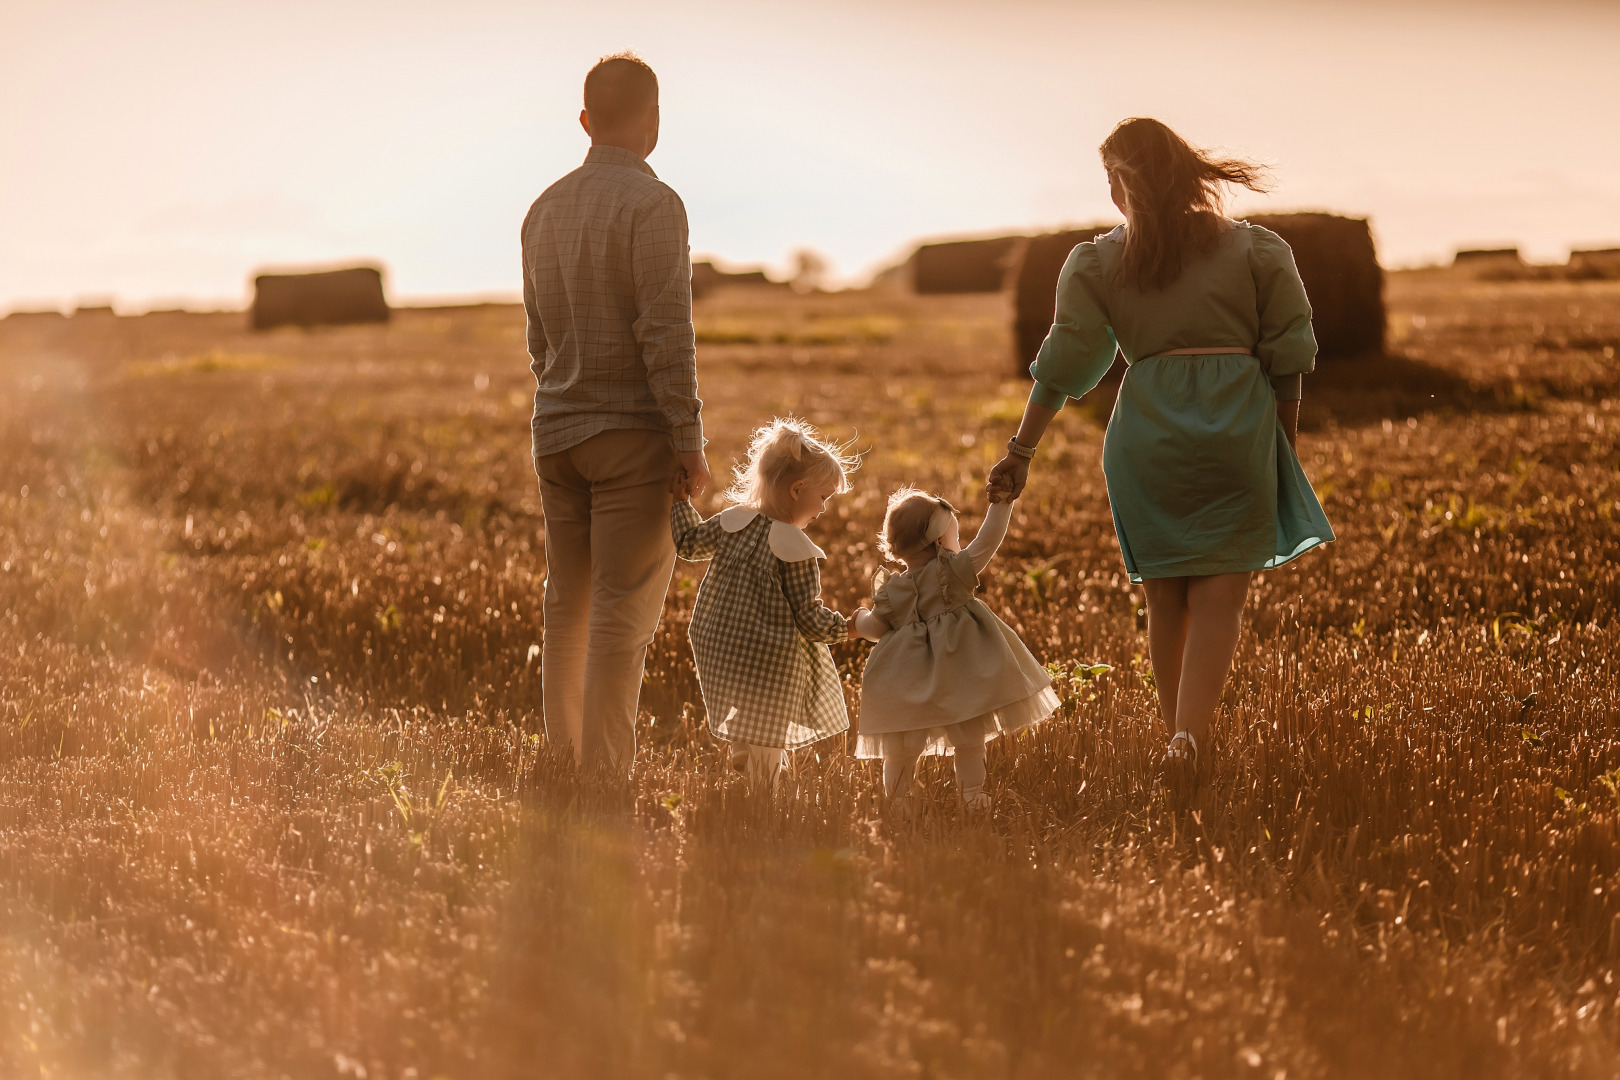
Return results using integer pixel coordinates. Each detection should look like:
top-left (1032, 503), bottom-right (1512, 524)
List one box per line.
top-left (987, 117), bottom-right (1334, 794)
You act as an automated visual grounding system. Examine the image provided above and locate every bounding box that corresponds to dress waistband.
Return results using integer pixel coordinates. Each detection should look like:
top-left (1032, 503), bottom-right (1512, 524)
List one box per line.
top-left (1158, 347), bottom-right (1255, 356)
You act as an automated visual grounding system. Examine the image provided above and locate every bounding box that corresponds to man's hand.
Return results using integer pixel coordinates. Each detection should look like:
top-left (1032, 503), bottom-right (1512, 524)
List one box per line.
top-left (671, 449), bottom-right (712, 499)
top-left (986, 454), bottom-right (1030, 503)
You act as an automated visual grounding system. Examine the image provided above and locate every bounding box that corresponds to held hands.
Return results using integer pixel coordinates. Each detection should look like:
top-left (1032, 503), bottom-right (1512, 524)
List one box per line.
top-left (670, 449), bottom-right (712, 500)
top-left (986, 454), bottom-right (1031, 503)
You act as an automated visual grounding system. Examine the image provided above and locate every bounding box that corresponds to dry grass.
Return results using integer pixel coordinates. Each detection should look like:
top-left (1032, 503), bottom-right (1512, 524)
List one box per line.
top-left (4, 275), bottom-right (1620, 1078)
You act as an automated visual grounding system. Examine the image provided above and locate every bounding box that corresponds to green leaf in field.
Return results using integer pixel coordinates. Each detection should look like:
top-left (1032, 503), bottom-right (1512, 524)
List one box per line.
top-left (297, 483), bottom-right (336, 508)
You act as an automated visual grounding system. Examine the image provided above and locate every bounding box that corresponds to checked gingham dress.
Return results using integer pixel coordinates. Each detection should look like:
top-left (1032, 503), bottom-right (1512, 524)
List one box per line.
top-left (671, 502), bottom-right (849, 750)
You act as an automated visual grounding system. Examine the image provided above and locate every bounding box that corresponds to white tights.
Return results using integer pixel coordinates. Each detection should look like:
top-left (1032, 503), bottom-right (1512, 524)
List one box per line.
top-left (880, 716), bottom-right (990, 805)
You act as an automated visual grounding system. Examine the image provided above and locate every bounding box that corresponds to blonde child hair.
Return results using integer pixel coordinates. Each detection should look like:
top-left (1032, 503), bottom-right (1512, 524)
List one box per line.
top-left (723, 417), bottom-right (858, 508)
top-left (878, 487), bottom-right (958, 563)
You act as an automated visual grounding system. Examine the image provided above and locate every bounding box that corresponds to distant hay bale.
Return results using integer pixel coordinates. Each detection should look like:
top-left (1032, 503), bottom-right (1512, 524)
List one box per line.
top-left (1452, 247), bottom-right (1529, 281)
top-left (691, 261), bottom-right (786, 300)
top-left (1246, 213), bottom-right (1385, 359)
top-left (72, 305), bottom-right (117, 318)
top-left (1453, 247), bottom-right (1523, 267)
top-left (913, 236), bottom-right (1024, 294)
top-left (250, 266), bottom-right (389, 331)
top-left (1010, 224), bottom-right (1119, 374)
top-left (1568, 248), bottom-right (1620, 281)
top-left (1009, 213), bottom-right (1384, 375)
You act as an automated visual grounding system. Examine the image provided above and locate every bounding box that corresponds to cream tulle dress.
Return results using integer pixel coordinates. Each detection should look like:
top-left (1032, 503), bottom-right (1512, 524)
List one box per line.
top-left (855, 501), bottom-right (1061, 759)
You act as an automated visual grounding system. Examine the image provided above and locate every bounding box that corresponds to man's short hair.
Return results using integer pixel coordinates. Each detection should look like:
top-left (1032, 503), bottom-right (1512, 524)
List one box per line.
top-left (583, 53), bottom-right (658, 129)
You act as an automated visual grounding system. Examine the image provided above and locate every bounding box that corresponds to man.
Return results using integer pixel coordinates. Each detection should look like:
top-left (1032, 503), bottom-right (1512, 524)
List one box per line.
top-left (522, 52), bottom-right (710, 771)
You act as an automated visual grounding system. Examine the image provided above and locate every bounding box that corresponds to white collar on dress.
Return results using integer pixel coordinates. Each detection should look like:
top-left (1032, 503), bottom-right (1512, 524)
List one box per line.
top-left (716, 504), bottom-right (827, 562)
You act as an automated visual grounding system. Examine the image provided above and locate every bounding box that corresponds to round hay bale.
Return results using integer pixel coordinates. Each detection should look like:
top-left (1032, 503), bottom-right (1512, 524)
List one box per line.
top-left (250, 266), bottom-right (390, 331)
top-left (1010, 224), bottom-right (1118, 375)
top-left (913, 236), bottom-right (1025, 294)
top-left (1246, 213), bottom-right (1385, 359)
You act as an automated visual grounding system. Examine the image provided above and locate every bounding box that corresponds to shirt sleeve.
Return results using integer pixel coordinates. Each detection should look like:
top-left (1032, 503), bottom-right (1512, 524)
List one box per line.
top-left (632, 189), bottom-right (705, 452)
top-left (962, 500), bottom-right (1014, 575)
top-left (779, 559), bottom-right (847, 644)
top-left (671, 501), bottom-right (725, 561)
top-left (1027, 243), bottom-right (1119, 411)
top-left (1249, 226), bottom-right (1317, 402)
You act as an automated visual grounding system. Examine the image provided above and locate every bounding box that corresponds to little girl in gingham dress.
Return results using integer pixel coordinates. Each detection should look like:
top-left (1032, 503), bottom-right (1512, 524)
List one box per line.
top-left (671, 418), bottom-right (858, 788)
top-left (853, 489), bottom-right (1060, 808)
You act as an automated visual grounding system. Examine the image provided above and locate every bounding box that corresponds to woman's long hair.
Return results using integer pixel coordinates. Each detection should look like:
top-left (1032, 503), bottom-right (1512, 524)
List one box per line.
top-left (1100, 118), bottom-right (1270, 292)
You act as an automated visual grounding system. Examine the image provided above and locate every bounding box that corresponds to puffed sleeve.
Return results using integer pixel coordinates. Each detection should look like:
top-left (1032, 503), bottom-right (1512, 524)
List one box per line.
top-left (1248, 226), bottom-right (1317, 402)
top-left (1028, 242), bottom-right (1119, 410)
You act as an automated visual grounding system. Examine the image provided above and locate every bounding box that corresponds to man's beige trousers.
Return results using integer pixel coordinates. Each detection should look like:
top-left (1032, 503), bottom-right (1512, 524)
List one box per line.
top-left (536, 429), bottom-right (676, 772)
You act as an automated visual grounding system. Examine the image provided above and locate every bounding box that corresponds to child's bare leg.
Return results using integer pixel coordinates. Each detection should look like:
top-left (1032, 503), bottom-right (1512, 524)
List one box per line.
top-left (944, 717), bottom-right (990, 807)
top-left (881, 733), bottom-right (924, 800)
top-left (742, 744), bottom-right (785, 790)
top-left (1174, 571), bottom-right (1252, 748)
top-left (1142, 577), bottom-right (1191, 734)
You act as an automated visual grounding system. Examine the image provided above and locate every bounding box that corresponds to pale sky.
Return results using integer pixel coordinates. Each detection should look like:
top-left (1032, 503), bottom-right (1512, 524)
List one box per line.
top-left (2, 0), bottom-right (1617, 313)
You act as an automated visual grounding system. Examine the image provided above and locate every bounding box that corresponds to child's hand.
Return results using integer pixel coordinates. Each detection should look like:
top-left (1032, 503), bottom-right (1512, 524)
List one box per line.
top-left (847, 611), bottom-right (866, 640)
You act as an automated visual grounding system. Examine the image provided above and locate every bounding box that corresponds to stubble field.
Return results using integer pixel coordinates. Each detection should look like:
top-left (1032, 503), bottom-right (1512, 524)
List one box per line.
top-left (4, 271), bottom-right (1620, 1078)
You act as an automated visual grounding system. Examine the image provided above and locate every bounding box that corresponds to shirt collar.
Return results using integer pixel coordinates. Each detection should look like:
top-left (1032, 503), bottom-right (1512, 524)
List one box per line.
top-left (585, 144), bottom-right (657, 178)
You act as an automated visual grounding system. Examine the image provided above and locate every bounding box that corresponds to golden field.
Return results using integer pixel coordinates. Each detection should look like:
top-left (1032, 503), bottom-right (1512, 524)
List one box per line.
top-left (4, 272), bottom-right (1620, 1078)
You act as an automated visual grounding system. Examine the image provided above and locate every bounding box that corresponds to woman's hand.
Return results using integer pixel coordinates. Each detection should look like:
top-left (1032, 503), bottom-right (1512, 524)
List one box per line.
top-left (986, 454), bottom-right (1031, 502)
top-left (986, 398), bottom-right (1056, 503)
top-left (1277, 399), bottom-right (1300, 451)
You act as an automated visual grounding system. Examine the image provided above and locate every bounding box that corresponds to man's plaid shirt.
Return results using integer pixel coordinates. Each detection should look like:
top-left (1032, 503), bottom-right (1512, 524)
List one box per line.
top-left (522, 145), bottom-right (704, 459)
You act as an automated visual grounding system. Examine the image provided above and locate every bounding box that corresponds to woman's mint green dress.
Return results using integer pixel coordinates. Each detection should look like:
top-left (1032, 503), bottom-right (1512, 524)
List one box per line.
top-left (1031, 221), bottom-right (1334, 581)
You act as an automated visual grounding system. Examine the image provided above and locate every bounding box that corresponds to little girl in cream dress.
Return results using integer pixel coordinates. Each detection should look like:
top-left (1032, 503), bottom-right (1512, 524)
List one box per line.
top-left (853, 489), bottom-right (1060, 808)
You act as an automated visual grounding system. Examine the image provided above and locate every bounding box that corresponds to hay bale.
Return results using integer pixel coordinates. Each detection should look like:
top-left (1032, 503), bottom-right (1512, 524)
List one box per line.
top-left (1246, 213), bottom-right (1384, 358)
top-left (913, 236), bottom-right (1024, 294)
top-left (1010, 224), bottom-right (1118, 374)
top-left (1568, 248), bottom-right (1620, 281)
top-left (691, 260), bottom-right (785, 300)
top-left (250, 266), bottom-right (389, 331)
top-left (1009, 213), bottom-right (1384, 374)
top-left (1452, 248), bottom-right (1528, 282)
top-left (1453, 247), bottom-right (1523, 267)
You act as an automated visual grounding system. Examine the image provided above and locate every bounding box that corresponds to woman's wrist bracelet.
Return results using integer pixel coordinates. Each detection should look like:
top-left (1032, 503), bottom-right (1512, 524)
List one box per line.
top-left (1006, 437), bottom-right (1037, 460)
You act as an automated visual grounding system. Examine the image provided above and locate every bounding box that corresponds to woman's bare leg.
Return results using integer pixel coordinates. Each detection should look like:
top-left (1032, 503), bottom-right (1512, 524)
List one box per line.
top-left (1173, 572), bottom-right (1252, 747)
top-left (1141, 577), bottom-right (1191, 734)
